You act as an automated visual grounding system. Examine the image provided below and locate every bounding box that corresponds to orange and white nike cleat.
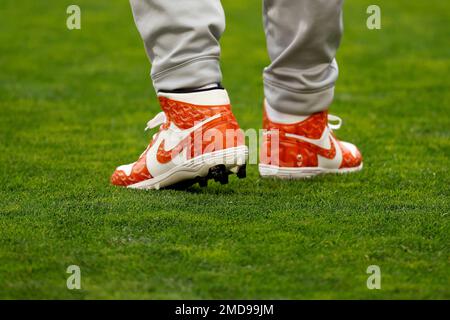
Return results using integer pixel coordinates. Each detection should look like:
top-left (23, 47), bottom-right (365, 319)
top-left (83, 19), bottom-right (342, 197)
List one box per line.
top-left (111, 89), bottom-right (248, 189)
top-left (259, 100), bottom-right (363, 179)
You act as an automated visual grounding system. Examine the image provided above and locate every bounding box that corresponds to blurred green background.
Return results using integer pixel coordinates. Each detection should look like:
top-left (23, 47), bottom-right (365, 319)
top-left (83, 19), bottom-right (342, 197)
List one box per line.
top-left (0, 0), bottom-right (449, 299)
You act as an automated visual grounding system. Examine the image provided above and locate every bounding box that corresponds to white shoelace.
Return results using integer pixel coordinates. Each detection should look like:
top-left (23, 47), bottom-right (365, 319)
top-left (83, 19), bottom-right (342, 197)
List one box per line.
top-left (141, 112), bottom-right (168, 154)
top-left (328, 114), bottom-right (342, 130)
top-left (145, 112), bottom-right (167, 131)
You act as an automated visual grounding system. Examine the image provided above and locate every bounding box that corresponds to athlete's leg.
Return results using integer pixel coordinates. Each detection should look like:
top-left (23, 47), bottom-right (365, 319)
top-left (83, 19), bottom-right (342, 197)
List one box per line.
top-left (263, 0), bottom-right (343, 115)
top-left (129, 0), bottom-right (225, 91)
top-left (112, 1), bottom-right (247, 189)
top-left (260, 0), bottom-right (363, 179)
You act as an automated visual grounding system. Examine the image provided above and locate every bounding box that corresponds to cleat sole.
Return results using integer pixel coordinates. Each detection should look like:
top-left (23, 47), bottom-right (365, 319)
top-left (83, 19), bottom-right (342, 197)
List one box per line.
top-left (258, 163), bottom-right (363, 179)
top-left (128, 146), bottom-right (248, 190)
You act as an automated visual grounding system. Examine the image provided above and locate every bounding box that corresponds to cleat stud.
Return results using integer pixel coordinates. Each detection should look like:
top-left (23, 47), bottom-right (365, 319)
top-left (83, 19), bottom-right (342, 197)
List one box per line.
top-left (199, 177), bottom-right (208, 187)
top-left (219, 174), bottom-right (229, 185)
top-left (209, 165), bottom-right (227, 181)
top-left (236, 165), bottom-right (247, 179)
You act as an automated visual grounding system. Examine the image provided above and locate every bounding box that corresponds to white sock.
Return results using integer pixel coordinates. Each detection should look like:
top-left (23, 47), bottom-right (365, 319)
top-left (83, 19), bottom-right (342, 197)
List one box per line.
top-left (158, 89), bottom-right (230, 106)
top-left (264, 99), bottom-right (309, 124)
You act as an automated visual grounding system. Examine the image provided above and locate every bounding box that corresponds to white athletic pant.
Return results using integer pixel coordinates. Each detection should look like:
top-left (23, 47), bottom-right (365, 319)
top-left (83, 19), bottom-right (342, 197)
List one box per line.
top-left (130, 0), bottom-right (343, 115)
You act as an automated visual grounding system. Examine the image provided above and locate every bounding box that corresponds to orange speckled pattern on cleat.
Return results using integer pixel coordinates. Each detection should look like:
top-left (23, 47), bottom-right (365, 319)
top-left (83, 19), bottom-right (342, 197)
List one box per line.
top-left (338, 140), bottom-right (363, 169)
top-left (263, 110), bottom-right (327, 140)
top-left (111, 148), bottom-right (153, 186)
top-left (159, 97), bottom-right (240, 130)
top-left (159, 97), bottom-right (244, 159)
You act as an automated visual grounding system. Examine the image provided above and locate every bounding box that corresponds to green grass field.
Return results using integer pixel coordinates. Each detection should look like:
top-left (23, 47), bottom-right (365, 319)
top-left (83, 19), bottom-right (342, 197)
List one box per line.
top-left (0, 0), bottom-right (449, 299)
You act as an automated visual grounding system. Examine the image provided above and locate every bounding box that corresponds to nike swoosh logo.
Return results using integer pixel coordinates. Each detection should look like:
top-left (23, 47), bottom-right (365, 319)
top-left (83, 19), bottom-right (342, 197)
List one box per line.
top-left (156, 137), bottom-right (190, 164)
top-left (285, 127), bottom-right (336, 158)
top-left (285, 128), bottom-right (343, 168)
top-left (318, 135), bottom-right (342, 168)
top-left (156, 113), bottom-right (222, 164)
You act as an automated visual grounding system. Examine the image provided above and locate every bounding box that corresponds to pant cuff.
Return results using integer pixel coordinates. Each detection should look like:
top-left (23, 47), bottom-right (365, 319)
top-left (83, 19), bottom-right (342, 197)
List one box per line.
top-left (264, 81), bottom-right (334, 115)
top-left (151, 57), bottom-right (222, 92)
